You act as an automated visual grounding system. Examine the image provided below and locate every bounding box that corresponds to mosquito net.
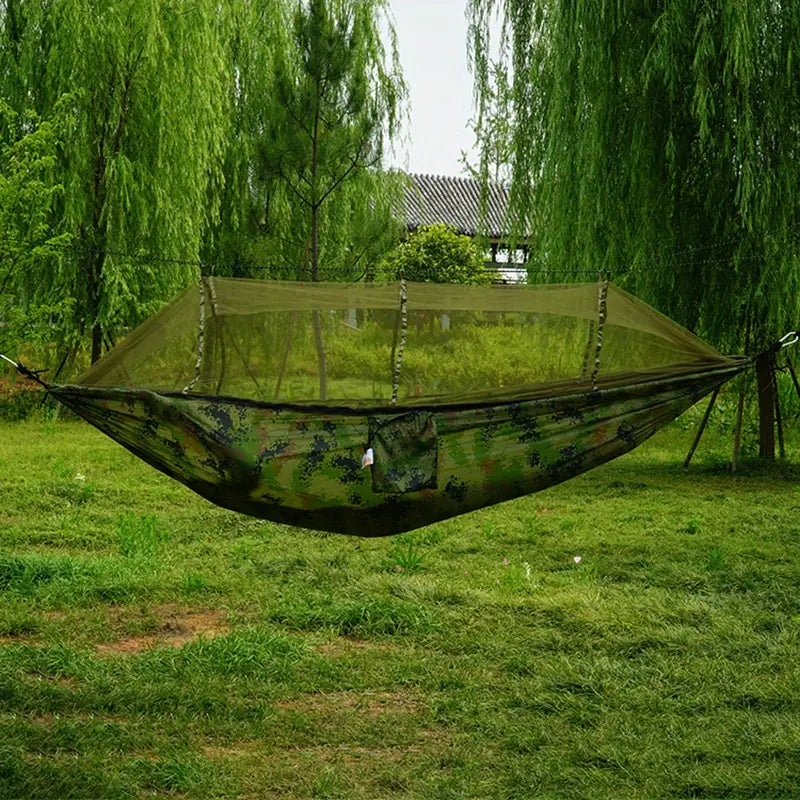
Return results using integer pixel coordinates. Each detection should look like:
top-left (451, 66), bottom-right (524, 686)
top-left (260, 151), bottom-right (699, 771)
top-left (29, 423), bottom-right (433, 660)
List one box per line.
top-left (77, 278), bottom-right (732, 407)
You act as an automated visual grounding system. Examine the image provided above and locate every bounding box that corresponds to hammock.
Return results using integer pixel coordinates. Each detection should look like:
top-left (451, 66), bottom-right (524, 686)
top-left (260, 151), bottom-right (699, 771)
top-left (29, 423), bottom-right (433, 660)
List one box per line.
top-left (7, 279), bottom-right (749, 536)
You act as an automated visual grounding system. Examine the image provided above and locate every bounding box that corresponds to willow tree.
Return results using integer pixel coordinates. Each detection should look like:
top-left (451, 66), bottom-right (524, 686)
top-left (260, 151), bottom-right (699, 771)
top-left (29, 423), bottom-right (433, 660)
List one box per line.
top-left (0, 99), bottom-right (71, 362)
top-left (0, 0), bottom-right (233, 363)
top-left (470, 0), bottom-right (800, 457)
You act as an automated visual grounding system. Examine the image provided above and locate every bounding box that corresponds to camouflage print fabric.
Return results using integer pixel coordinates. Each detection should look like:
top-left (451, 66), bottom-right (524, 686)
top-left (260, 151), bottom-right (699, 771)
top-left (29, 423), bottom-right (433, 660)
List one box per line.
top-left (50, 360), bottom-right (746, 537)
top-left (369, 412), bottom-right (438, 494)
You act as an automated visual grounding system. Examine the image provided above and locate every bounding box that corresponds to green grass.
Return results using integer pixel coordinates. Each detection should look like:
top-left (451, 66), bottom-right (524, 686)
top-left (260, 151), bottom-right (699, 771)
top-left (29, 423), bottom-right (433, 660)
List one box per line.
top-left (1, 414), bottom-right (800, 799)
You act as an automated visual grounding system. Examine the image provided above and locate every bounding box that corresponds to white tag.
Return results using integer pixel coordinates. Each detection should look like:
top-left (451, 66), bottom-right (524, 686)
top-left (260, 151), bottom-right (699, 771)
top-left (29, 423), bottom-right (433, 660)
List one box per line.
top-left (361, 448), bottom-right (374, 468)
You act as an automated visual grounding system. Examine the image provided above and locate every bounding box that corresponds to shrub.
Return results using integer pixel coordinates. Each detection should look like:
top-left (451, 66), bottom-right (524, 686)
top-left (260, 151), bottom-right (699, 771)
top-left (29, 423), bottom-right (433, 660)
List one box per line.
top-left (0, 377), bottom-right (45, 421)
top-left (380, 223), bottom-right (490, 285)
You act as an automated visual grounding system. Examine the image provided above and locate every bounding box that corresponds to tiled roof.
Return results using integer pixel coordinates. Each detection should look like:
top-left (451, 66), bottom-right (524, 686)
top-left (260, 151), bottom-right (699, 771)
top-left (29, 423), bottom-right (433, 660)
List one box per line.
top-left (404, 173), bottom-right (512, 240)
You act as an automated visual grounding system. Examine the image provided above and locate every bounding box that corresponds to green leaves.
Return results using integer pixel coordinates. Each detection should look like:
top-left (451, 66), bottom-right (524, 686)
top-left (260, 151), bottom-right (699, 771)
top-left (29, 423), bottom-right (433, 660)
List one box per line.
top-left (241, 0), bottom-right (407, 280)
top-left (470, 0), bottom-right (800, 355)
top-left (381, 224), bottom-right (490, 286)
top-left (0, 0), bottom-right (407, 372)
top-left (0, 99), bottom-right (72, 358)
top-left (1, 0), bottom-right (235, 362)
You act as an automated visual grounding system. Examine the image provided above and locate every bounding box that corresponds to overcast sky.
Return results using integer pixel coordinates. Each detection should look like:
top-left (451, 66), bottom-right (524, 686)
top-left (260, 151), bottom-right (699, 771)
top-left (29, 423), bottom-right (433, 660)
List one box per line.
top-left (387, 0), bottom-right (478, 178)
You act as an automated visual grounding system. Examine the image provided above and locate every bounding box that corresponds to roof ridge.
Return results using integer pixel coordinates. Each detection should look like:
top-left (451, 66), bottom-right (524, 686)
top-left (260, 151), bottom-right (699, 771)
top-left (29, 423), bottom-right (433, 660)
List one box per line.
top-left (407, 171), bottom-right (506, 189)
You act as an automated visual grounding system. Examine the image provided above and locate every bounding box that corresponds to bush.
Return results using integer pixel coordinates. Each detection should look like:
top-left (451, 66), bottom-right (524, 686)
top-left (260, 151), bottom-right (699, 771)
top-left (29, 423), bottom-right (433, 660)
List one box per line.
top-left (379, 223), bottom-right (490, 285)
top-left (0, 377), bottom-right (45, 421)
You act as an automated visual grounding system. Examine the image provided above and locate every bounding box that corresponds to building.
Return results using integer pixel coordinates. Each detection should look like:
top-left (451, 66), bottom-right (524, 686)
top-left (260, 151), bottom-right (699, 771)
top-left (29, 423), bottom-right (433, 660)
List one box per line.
top-left (404, 173), bottom-right (529, 280)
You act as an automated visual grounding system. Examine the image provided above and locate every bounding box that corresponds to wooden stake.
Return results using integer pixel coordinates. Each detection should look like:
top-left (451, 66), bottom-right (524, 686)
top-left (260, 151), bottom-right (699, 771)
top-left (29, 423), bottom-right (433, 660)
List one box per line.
top-left (775, 362), bottom-right (786, 460)
top-left (787, 357), bottom-right (800, 412)
top-left (732, 375), bottom-right (746, 473)
top-left (684, 387), bottom-right (720, 468)
top-left (732, 305), bottom-right (752, 472)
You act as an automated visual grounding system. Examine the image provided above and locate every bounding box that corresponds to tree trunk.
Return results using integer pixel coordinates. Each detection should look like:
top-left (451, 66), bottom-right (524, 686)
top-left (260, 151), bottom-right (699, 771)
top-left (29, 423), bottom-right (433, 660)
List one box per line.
top-left (90, 323), bottom-right (103, 365)
top-left (755, 351), bottom-right (775, 460)
top-left (311, 203), bottom-right (319, 281)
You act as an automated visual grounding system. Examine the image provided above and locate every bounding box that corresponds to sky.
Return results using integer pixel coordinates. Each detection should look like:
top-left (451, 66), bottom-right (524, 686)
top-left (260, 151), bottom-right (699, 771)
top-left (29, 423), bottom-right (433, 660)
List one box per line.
top-left (387, 0), bottom-right (479, 178)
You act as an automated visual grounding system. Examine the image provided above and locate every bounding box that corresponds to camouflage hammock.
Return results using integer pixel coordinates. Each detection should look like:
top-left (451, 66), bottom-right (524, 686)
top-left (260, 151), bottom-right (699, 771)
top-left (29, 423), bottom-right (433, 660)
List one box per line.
top-left (11, 279), bottom-right (748, 536)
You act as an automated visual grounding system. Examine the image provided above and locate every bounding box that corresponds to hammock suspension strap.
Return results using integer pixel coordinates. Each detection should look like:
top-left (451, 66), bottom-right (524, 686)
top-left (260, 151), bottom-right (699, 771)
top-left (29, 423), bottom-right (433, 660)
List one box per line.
top-left (0, 354), bottom-right (48, 387)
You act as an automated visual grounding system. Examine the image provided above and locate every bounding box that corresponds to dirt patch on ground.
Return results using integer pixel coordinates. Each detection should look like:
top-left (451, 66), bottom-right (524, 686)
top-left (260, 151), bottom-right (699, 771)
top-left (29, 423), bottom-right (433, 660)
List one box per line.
top-left (277, 689), bottom-right (422, 717)
top-left (201, 741), bottom-right (263, 759)
top-left (39, 674), bottom-right (79, 689)
top-left (96, 608), bottom-right (228, 655)
top-left (313, 638), bottom-right (397, 657)
top-left (203, 737), bottom-right (442, 764)
top-left (0, 635), bottom-right (44, 647)
top-left (28, 711), bottom-right (125, 727)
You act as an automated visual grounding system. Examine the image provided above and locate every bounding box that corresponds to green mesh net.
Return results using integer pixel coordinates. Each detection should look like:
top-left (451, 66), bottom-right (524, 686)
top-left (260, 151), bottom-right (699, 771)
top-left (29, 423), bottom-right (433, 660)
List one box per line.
top-left (77, 278), bottom-right (730, 406)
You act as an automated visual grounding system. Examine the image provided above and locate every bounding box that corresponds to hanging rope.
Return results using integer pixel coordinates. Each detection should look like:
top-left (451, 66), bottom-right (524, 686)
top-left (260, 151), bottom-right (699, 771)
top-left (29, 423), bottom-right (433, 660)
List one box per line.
top-left (40, 234), bottom-right (800, 283)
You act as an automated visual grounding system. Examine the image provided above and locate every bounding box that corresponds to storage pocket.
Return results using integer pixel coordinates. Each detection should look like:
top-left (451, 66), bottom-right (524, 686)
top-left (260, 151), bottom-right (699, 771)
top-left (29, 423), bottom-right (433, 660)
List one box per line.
top-left (368, 411), bottom-right (438, 494)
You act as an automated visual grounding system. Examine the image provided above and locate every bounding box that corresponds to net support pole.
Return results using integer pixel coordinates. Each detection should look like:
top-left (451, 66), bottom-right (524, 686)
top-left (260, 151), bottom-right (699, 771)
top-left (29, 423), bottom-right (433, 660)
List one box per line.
top-left (683, 386), bottom-right (719, 468)
top-left (590, 279), bottom-right (609, 390)
top-left (182, 278), bottom-right (206, 394)
top-left (391, 276), bottom-right (408, 404)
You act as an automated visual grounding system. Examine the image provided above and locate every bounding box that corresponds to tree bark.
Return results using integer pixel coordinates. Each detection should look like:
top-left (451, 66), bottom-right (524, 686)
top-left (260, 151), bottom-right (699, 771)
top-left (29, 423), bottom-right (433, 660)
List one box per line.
top-left (755, 351), bottom-right (775, 460)
top-left (309, 86), bottom-right (327, 399)
top-left (90, 323), bottom-right (103, 365)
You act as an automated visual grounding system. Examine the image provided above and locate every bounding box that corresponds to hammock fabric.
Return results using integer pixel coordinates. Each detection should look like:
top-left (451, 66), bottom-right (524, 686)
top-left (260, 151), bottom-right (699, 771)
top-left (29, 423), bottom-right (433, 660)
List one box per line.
top-left (35, 279), bottom-right (746, 536)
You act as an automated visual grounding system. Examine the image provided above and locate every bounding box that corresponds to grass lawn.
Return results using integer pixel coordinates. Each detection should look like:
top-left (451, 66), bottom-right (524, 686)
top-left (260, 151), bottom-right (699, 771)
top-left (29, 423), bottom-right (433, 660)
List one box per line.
top-left (1, 413), bottom-right (799, 799)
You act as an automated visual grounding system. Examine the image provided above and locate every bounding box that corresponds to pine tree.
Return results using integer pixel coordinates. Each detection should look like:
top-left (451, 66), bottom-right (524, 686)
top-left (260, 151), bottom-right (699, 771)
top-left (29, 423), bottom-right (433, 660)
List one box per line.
top-left (250, 0), bottom-right (406, 281)
top-left (0, 99), bottom-right (69, 360)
